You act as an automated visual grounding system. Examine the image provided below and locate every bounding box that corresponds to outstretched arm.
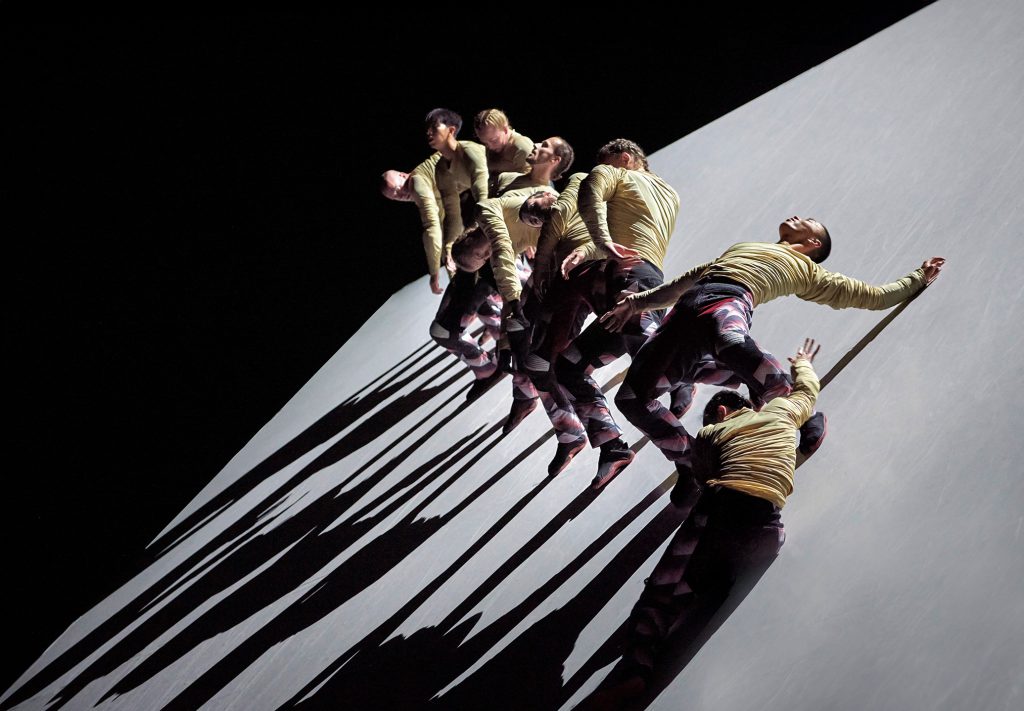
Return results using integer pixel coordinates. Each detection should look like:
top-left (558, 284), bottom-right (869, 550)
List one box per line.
top-left (802, 256), bottom-right (946, 310)
top-left (598, 260), bottom-right (714, 332)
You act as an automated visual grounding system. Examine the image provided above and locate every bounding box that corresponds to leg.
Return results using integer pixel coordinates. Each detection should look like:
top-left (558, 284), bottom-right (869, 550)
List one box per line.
top-left (699, 292), bottom-right (791, 407)
top-left (430, 270), bottom-right (498, 379)
top-left (521, 277), bottom-right (590, 445)
top-left (616, 307), bottom-right (704, 464)
top-left (555, 258), bottom-right (664, 448)
top-left (555, 319), bottom-right (633, 447)
top-left (624, 488), bottom-right (784, 679)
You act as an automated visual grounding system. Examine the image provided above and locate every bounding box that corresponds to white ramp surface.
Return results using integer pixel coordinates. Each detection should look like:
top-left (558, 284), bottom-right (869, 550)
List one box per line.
top-left (4, 0), bottom-right (1023, 709)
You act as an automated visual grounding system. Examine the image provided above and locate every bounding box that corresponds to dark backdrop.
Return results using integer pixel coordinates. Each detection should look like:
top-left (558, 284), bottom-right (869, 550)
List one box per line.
top-left (4, 4), bottom-right (932, 689)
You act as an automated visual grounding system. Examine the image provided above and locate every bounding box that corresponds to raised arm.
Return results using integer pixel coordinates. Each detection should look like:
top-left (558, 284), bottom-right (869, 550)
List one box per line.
top-left (766, 338), bottom-right (822, 427)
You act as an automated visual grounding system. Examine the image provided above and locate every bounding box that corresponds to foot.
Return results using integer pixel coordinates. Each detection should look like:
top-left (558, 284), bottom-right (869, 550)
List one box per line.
top-left (592, 441), bottom-right (635, 490)
top-left (503, 398), bottom-right (538, 434)
top-left (548, 439), bottom-right (587, 476)
top-left (669, 383), bottom-right (696, 419)
top-left (799, 411), bottom-right (827, 456)
top-left (466, 369), bottom-right (508, 402)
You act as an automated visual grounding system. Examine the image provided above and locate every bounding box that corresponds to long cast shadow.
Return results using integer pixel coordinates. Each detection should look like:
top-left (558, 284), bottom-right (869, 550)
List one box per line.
top-left (2, 349), bottom-right (463, 711)
top-left (151, 342), bottom-right (440, 553)
top-left (283, 470), bottom-right (683, 710)
top-left (150, 423), bottom-right (556, 711)
top-left (46, 404), bottom-right (486, 709)
top-left (563, 297), bottom-right (932, 709)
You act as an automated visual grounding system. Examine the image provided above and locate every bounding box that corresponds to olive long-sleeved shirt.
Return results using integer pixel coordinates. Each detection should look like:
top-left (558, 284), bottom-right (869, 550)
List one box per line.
top-left (578, 164), bottom-right (680, 270)
top-left (486, 130), bottom-right (534, 176)
top-left (695, 358), bottom-right (820, 509)
top-left (436, 141), bottom-right (490, 255)
top-left (409, 153), bottom-right (444, 276)
top-left (477, 180), bottom-right (558, 302)
top-left (534, 172), bottom-right (599, 287)
top-left (624, 241), bottom-right (927, 312)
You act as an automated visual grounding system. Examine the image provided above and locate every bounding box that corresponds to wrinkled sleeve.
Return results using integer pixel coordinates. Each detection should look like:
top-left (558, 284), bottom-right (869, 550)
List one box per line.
top-left (799, 264), bottom-right (926, 310)
top-left (477, 197), bottom-right (522, 302)
top-left (437, 168), bottom-right (466, 256)
top-left (534, 173), bottom-right (584, 283)
top-left (578, 164), bottom-right (620, 255)
top-left (410, 175), bottom-right (443, 276)
top-left (764, 358), bottom-right (820, 428)
top-left (464, 142), bottom-right (490, 203)
top-left (623, 261), bottom-right (715, 310)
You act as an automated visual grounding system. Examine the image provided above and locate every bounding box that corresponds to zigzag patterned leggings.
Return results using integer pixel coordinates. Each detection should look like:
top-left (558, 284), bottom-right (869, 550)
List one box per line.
top-left (617, 281), bottom-right (792, 464)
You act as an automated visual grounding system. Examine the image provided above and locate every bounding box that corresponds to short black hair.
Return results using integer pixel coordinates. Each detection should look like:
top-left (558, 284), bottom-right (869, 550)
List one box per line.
top-left (519, 191), bottom-right (554, 223)
top-left (702, 390), bottom-right (753, 426)
top-left (812, 224), bottom-right (832, 263)
top-left (425, 108), bottom-right (463, 135)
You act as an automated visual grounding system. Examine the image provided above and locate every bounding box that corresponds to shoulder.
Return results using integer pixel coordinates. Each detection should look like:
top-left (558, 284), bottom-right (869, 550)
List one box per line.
top-left (511, 132), bottom-right (534, 152)
top-left (587, 164), bottom-right (625, 182)
top-left (459, 140), bottom-right (487, 160)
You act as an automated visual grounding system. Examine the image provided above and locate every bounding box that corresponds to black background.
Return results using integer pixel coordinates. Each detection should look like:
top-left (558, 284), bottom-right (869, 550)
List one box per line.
top-left (4, 4), bottom-right (931, 690)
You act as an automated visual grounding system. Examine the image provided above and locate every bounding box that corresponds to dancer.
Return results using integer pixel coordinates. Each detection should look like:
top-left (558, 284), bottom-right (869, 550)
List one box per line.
top-left (605, 216), bottom-right (945, 477)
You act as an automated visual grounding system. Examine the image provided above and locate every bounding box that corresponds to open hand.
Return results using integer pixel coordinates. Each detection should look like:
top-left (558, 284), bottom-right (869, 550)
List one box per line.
top-left (561, 248), bottom-right (586, 279)
top-left (599, 299), bottom-right (636, 333)
top-left (788, 337), bottom-right (821, 364)
top-left (606, 242), bottom-right (641, 260)
top-left (921, 257), bottom-right (945, 285)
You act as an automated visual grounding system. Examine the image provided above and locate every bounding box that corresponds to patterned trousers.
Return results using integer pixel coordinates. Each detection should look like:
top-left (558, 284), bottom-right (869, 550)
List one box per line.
top-left (429, 264), bottom-right (502, 379)
top-left (616, 281), bottom-right (791, 465)
top-left (553, 258), bottom-right (668, 447)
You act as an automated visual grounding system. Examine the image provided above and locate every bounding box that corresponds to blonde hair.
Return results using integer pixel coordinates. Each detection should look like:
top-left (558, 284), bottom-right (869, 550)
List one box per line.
top-left (474, 108), bottom-right (511, 132)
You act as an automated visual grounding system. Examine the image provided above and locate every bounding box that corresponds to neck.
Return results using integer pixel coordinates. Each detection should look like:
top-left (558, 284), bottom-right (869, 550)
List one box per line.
top-left (530, 164), bottom-right (556, 184)
top-left (438, 137), bottom-right (459, 160)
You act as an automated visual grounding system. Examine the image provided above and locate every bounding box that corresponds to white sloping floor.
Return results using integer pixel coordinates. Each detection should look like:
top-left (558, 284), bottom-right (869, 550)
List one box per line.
top-left (4, 0), bottom-right (1022, 709)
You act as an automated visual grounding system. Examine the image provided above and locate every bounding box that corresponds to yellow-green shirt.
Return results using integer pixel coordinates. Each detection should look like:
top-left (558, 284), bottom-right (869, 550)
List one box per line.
top-left (486, 130), bottom-right (534, 176)
top-left (625, 242), bottom-right (927, 311)
top-left (697, 358), bottom-right (820, 508)
top-left (534, 172), bottom-right (599, 286)
top-left (409, 153), bottom-right (444, 276)
top-left (493, 171), bottom-right (550, 197)
top-left (477, 181), bottom-right (558, 302)
top-left (578, 164), bottom-right (680, 270)
top-left (436, 140), bottom-right (490, 254)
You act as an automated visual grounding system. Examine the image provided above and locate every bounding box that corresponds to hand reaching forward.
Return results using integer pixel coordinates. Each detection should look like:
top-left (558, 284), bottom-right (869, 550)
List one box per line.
top-left (921, 257), bottom-right (945, 285)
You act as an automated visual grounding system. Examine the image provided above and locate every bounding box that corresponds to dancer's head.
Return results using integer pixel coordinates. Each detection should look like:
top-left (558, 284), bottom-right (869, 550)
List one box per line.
top-left (596, 138), bottom-right (649, 170)
top-left (425, 108), bottom-right (463, 150)
top-left (451, 227), bottom-right (492, 272)
top-left (527, 137), bottom-right (575, 180)
top-left (474, 109), bottom-right (514, 152)
top-left (380, 170), bottom-right (412, 201)
top-left (778, 216), bottom-right (831, 263)
top-left (703, 390), bottom-right (753, 426)
top-left (519, 190), bottom-right (559, 229)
